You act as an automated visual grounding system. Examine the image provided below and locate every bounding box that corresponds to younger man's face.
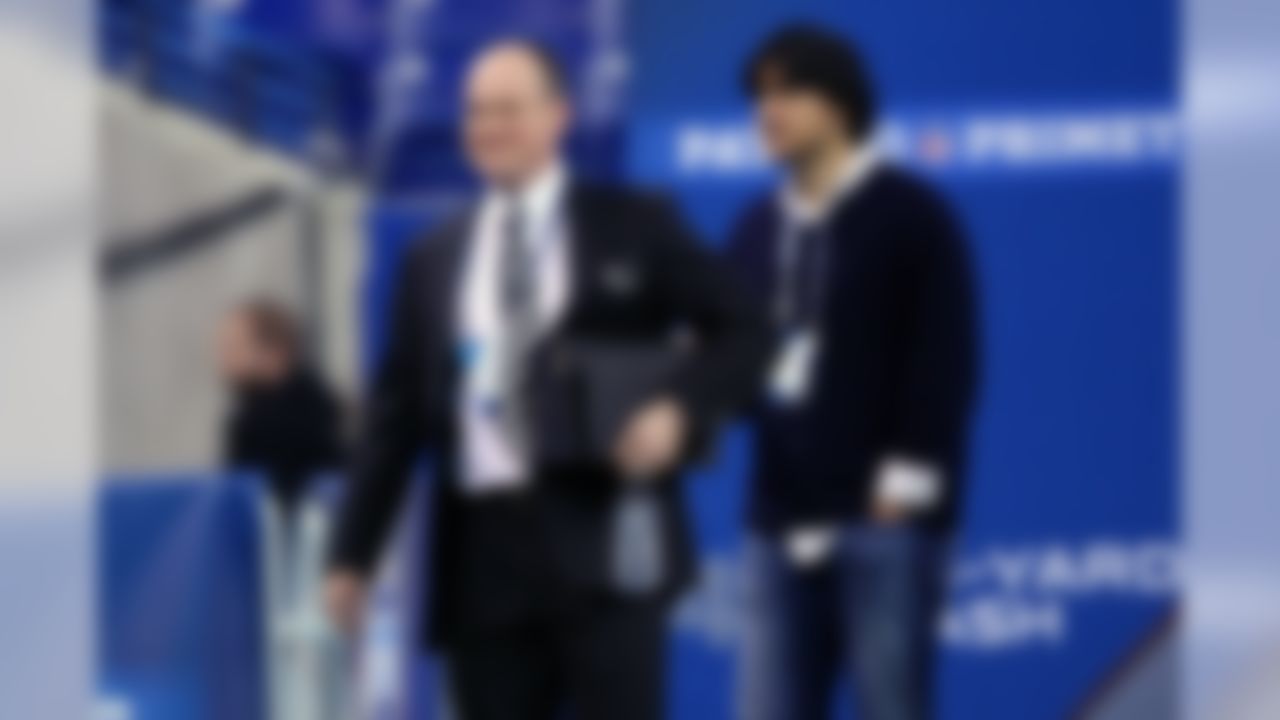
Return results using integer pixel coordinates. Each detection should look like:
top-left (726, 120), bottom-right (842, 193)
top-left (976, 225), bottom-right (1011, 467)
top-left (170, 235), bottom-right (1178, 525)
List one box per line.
top-left (753, 66), bottom-right (849, 166)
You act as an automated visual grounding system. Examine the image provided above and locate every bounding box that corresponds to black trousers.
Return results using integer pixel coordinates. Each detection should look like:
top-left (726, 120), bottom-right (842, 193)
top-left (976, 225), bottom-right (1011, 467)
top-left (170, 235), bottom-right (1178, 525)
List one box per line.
top-left (446, 599), bottom-right (667, 720)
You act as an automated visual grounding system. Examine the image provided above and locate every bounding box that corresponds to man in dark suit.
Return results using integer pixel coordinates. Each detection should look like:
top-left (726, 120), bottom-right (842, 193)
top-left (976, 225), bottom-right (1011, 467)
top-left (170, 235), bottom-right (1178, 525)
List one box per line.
top-left (728, 26), bottom-right (980, 720)
top-left (324, 40), bottom-right (766, 720)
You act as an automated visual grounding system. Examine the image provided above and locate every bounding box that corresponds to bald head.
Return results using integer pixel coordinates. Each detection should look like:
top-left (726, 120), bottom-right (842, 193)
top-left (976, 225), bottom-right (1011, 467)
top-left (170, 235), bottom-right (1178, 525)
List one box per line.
top-left (464, 41), bottom-right (571, 189)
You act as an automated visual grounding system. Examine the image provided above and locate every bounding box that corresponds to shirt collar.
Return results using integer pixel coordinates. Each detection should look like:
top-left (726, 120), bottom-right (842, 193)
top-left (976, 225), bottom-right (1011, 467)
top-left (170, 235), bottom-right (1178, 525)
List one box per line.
top-left (485, 160), bottom-right (569, 233)
top-left (780, 145), bottom-right (880, 226)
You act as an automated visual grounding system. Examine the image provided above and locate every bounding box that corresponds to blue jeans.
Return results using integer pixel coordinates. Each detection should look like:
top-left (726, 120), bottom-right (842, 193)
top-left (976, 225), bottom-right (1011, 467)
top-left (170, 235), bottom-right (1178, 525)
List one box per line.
top-left (739, 526), bottom-right (947, 720)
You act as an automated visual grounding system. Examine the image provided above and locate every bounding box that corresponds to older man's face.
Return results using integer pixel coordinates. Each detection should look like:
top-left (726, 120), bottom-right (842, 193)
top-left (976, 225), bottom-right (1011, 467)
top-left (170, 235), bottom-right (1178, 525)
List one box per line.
top-left (463, 46), bottom-right (569, 188)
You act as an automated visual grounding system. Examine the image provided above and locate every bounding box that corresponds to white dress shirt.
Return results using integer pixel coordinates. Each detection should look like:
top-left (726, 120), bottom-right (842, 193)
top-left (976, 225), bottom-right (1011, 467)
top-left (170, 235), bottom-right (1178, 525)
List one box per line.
top-left (773, 147), bottom-right (942, 567)
top-left (777, 143), bottom-right (881, 227)
top-left (456, 162), bottom-right (572, 494)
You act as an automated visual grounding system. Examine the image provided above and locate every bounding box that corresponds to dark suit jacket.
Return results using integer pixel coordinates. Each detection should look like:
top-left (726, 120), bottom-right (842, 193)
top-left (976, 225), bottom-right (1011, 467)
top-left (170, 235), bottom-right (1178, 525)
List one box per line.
top-left (330, 182), bottom-right (769, 646)
top-left (727, 165), bottom-right (980, 532)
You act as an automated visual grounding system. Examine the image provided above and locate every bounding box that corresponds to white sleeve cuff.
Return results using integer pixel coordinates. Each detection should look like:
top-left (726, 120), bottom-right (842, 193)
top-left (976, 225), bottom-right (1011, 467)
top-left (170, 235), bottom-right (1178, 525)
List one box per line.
top-left (873, 456), bottom-right (944, 511)
top-left (783, 525), bottom-right (839, 568)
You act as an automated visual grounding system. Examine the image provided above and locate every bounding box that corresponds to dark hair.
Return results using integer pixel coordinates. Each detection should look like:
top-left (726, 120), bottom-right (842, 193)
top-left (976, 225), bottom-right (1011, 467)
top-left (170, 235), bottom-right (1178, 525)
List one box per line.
top-left (742, 24), bottom-right (877, 139)
top-left (487, 37), bottom-right (570, 98)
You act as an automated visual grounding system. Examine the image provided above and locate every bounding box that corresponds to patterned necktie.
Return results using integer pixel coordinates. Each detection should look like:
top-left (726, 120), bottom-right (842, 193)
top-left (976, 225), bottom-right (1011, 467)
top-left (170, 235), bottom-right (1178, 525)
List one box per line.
top-left (497, 200), bottom-right (537, 462)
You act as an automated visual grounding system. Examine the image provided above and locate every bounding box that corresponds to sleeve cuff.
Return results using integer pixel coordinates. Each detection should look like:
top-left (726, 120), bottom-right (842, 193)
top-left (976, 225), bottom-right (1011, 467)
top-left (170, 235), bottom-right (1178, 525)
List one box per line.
top-left (783, 525), bottom-right (840, 568)
top-left (873, 455), bottom-right (944, 511)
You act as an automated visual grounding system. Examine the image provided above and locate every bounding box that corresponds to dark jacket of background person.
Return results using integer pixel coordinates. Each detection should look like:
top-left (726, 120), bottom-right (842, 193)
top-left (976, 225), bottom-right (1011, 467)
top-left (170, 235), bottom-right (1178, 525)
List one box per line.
top-left (330, 183), bottom-right (769, 647)
top-left (222, 366), bottom-right (344, 507)
top-left (728, 166), bottom-right (979, 532)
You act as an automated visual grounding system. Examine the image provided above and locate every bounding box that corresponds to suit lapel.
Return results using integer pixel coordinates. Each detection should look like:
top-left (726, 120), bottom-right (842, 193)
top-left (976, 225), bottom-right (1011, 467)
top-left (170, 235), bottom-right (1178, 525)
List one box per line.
top-left (561, 183), bottom-right (603, 331)
top-left (426, 206), bottom-right (476, 365)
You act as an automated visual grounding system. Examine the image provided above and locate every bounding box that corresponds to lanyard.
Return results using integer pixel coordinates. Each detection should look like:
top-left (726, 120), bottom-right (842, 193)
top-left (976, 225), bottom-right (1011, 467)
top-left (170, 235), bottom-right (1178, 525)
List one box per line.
top-left (774, 219), bottom-right (831, 330)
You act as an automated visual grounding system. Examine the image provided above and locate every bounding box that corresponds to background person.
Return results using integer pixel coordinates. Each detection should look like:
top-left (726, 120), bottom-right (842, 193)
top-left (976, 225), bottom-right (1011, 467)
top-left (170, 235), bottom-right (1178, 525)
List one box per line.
top-left (217, 297), bottom-right (345, 506)
top-left (216, 297), bottom-right (350, 720)
top-left (727, 25), bottom-right (980, 720)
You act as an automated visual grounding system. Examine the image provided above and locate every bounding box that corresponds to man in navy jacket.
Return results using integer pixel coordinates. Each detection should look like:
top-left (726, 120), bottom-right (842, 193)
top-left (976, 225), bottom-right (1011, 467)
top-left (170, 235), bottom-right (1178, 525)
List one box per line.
top-left (728, 25), bottom-right (980, 720)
